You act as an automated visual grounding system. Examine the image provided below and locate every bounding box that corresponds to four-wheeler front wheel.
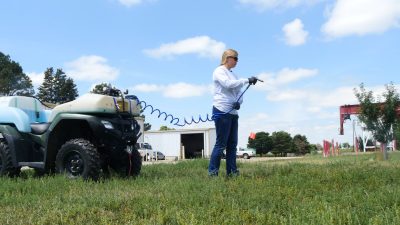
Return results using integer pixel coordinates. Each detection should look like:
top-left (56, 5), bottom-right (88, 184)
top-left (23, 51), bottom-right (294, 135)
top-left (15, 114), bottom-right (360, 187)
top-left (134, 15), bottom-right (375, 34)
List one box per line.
top-left (56, 139), bottom-right (101, 180)
top-left (0, 139), bottom-right (20, 177)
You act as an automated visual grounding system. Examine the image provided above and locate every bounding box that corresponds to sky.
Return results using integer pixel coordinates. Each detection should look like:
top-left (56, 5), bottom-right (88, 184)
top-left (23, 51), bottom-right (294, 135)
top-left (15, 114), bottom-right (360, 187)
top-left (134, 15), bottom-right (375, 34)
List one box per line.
top-left (1, 0), bottom-right (399, 147)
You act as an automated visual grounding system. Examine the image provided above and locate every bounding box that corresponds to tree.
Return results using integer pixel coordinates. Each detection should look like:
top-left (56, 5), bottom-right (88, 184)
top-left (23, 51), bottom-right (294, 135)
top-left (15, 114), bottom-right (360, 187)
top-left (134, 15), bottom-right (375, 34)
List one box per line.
top-left (354, 83), bottom-right (400, 160)
top-left (37, 68), bottom-right (55, 103)
top-left (91, 82), bottom-right (113, 95)
top-left (247, 132), bottom-right (272, 155)
top-left (0, 51), bottom-right (34, 96)
top-left (159, 126), bottom-right (175, 131)
top-left (292, 134), bottom-right (310, 155)
top-left (271, 131), bottom-right (293, 156)
top-left (53, 68), bottom-right (67, 103)
top-left (356, 136), bottom-right (364, 152)
top-left (394, 123), bottom-right (400, 150)
top-left (36, 67), bottom-right (78, 104)
top-left (60, 78), bottom-right (78, 102)
top-left (309, 144), bottom-right (319, 154)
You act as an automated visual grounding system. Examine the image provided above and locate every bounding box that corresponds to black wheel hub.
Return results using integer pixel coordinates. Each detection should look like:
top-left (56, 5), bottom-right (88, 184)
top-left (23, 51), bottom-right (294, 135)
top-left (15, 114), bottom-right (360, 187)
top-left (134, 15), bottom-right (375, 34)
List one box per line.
top-left (64, 151), bottom-right (84, 177)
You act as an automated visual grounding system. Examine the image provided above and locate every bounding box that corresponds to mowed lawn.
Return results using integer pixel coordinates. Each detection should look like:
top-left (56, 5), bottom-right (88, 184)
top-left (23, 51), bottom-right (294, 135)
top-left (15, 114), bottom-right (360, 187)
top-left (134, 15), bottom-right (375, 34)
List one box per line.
top-left (1, 152), bottom-right (400, 225)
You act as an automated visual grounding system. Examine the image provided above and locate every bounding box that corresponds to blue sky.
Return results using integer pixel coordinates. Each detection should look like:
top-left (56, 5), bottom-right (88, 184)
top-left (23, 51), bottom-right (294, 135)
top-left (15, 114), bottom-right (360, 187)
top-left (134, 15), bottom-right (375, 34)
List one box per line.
top-left (1, 0), bottom-right (399, 147)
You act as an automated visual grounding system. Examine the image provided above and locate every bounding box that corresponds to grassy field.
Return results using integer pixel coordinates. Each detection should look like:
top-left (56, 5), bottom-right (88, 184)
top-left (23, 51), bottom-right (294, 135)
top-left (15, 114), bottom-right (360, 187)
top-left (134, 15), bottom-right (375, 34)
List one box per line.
top-left (1, 152), bottom-right (400, 225)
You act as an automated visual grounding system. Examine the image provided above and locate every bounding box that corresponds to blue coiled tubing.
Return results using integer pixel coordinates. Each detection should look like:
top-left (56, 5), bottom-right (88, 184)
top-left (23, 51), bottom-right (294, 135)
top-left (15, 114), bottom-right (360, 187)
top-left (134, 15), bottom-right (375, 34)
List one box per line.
top-left (130, 84), bottom-right (251, 127)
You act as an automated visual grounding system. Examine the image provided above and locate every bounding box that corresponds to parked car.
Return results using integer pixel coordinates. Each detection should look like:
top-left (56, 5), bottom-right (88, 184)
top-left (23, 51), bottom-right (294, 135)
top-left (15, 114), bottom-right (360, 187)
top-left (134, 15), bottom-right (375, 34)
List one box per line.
top-left (236, 147), bottom-right (256, 159)
top-left (136, 143), bottom-right (165, 161)
top-left (152, 151), bottom-right (165, 160)
top-left (221, 147), bottom-right (256, 159)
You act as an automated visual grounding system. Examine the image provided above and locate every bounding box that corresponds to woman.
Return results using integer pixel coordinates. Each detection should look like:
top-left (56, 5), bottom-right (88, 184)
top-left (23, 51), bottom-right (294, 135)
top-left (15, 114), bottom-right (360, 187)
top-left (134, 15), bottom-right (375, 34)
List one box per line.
top-left (208, 49), bottom-right (257, 177)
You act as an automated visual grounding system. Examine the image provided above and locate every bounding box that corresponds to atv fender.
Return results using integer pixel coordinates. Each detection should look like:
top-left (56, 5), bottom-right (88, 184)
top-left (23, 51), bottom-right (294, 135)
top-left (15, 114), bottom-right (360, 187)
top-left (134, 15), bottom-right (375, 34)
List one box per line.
top-left (0, 125), bottom-right (27, 167)
top-left (0, 107), bottom-right (31, 133)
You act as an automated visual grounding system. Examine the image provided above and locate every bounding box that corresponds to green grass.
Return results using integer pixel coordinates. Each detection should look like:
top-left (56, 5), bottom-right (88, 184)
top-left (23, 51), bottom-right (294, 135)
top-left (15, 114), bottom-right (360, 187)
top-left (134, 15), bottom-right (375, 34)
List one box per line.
top-left (2, 152), bottom-right (400, 224)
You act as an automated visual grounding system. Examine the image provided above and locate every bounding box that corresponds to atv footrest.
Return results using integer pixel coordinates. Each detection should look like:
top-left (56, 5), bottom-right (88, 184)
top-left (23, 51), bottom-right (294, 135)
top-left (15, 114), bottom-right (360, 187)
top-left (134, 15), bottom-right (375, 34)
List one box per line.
top-left (18, 162), bottom-right (45, 168)
top-left (30, 123), bottom-right (51, 135)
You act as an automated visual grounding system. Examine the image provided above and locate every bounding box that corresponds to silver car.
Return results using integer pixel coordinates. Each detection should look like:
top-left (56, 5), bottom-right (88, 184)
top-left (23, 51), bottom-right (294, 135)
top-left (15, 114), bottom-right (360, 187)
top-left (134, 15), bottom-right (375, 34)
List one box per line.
top-left (152, 151), bottom-right (166, 160)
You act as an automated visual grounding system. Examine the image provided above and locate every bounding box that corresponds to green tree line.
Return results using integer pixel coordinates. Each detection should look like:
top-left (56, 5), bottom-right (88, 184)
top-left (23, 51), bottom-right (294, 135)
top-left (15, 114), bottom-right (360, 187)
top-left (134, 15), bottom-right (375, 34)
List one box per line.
top-left (0, 51), bottom-right (78, 104)
top-left (247, 131), bottom-right (315, 156)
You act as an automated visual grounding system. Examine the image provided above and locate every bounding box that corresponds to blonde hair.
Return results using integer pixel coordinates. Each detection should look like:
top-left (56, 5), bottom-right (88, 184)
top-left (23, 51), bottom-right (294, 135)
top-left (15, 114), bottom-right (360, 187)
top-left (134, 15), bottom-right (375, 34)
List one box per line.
top-left (220, 49), bottom-right (238, 65)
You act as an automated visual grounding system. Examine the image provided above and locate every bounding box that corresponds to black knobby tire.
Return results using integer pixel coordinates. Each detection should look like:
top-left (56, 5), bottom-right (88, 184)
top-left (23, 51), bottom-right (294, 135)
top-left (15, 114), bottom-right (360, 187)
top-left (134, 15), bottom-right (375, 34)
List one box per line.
top-left (0, 139), bottom-right (20, 177)
top-left (56, 138), bottom-right (101, 180)
top-left (110, 147), bottom-right (142, 178)
top-left (243, 153), bottom-right (249, 159)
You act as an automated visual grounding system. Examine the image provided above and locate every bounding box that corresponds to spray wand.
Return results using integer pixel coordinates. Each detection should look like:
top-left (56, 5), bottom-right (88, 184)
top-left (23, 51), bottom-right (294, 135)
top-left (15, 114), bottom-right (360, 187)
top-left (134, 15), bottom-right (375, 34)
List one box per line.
top-left (137, 77), bottom-right (263, 126)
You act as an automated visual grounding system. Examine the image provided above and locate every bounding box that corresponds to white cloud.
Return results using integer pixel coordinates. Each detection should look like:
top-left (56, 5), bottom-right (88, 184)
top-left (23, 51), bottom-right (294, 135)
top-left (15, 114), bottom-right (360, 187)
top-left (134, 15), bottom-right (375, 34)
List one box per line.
top-left (163, 83), bottom-right (212, 98)
top-left (65, 55), bottom-right (119, 81)
top-left (283, 18), bottom-right (309, 46)
top-left (143, 36), bottom-right (226, 59)
top-left (263, 85), bottom-right (358, 107)
top-left (118, 0), bottom-right (141, 7)
top-left (118, 0), bottom-right (155, 7)
top-left (267, 89), bottom-right (308, 101)
top-left (26, 72), bottom-right (44, 87)
top-left (314, 86), bottom-right (357, 107)
top-left (238, 0), bottom-right (324, 11)
top-left (254, 68), bottom-right (318, 91)
top-left (132, 82), bottom-right (212, 98)
top-left (322, 0), bottom-right (400, 38)
top-left (275, 68), bottom-right (317, 84)
top-left (306, 106), bottom-right (321, 113)
top-left (131, 83), bottom-right (162, 93)
top-left (262, 83), bottom-right (397, 113)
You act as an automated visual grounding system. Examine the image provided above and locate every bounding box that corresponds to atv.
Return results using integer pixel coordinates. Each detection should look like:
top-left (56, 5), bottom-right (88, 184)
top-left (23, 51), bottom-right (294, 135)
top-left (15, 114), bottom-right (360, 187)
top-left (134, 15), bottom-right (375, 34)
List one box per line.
top-left (0, 88), bottom-right (142, 180)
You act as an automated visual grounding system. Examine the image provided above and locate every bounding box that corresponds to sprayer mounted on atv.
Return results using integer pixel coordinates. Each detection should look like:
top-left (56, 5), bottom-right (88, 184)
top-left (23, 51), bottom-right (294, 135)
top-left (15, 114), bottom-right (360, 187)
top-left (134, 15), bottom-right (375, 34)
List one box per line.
top-left (0, 88), bottom-right (142, 180)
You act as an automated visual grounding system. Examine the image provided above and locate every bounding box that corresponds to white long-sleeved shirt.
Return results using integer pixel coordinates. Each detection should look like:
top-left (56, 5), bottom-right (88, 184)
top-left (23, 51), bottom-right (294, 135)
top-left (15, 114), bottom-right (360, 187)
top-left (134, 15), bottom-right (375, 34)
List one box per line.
top-left (213, 65), bottom-right (249, 114)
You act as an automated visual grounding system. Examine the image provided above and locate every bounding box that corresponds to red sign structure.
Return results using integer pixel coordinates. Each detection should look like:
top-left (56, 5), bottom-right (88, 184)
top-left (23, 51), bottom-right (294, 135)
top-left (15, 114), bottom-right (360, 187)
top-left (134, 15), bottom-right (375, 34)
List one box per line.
top-left (339, 104), bottom-right (400, 135)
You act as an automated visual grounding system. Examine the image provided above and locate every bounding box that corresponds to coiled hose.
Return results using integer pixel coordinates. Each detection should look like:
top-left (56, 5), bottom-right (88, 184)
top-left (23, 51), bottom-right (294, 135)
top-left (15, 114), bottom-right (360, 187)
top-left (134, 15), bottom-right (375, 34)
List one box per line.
top-left (135, 84), bottom-right (251, 127)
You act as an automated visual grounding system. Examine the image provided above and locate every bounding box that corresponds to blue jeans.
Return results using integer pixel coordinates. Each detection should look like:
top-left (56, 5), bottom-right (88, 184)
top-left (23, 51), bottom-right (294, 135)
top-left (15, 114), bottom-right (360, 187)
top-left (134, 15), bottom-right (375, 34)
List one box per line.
top-left (208, 107), bottom-right (239, 176)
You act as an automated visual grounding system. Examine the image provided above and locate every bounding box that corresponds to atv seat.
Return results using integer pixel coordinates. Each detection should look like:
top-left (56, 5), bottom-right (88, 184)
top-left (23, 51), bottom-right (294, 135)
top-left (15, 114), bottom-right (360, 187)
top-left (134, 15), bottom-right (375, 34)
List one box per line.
top-left (30, 123), bottom-right (51, 135)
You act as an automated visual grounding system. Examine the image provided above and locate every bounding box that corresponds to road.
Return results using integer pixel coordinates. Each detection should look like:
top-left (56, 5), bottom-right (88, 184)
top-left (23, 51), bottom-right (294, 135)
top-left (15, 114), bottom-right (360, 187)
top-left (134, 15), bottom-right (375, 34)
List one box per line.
top-left (142, 156), bottom-right (304, 165)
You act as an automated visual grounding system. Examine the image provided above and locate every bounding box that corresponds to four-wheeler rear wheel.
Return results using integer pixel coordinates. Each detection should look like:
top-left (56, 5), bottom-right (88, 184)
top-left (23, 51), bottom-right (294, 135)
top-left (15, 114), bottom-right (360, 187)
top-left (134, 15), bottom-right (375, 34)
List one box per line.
top-left (0, 139), bottom-right (20, 177)
top-left (110, 147), bottom-right (142, 178)
top-left (56, 138), bottom-right (101, 180)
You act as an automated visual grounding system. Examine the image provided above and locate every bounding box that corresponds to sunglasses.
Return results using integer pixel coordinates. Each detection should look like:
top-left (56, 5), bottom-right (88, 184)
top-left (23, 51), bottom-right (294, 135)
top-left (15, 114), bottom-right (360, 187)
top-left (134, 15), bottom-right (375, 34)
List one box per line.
top-left (228, 56), bottom-right (238, 61)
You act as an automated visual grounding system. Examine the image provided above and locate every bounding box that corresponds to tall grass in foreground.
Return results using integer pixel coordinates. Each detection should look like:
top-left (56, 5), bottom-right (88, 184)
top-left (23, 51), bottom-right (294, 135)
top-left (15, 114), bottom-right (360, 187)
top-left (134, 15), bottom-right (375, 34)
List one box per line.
top-left (1, 152), bottom-right (400, 224)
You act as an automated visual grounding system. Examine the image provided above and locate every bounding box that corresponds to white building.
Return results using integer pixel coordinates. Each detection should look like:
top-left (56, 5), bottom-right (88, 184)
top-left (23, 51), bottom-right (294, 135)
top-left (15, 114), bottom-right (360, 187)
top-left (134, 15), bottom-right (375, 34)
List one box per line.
top-left (144, 128), bottom-right (216, 159)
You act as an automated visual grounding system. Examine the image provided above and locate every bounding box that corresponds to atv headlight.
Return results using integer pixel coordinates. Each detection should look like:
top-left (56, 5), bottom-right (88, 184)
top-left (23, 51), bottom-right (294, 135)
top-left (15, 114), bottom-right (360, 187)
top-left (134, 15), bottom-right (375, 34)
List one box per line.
top-left (101, 120), bottom-right (114, 129)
